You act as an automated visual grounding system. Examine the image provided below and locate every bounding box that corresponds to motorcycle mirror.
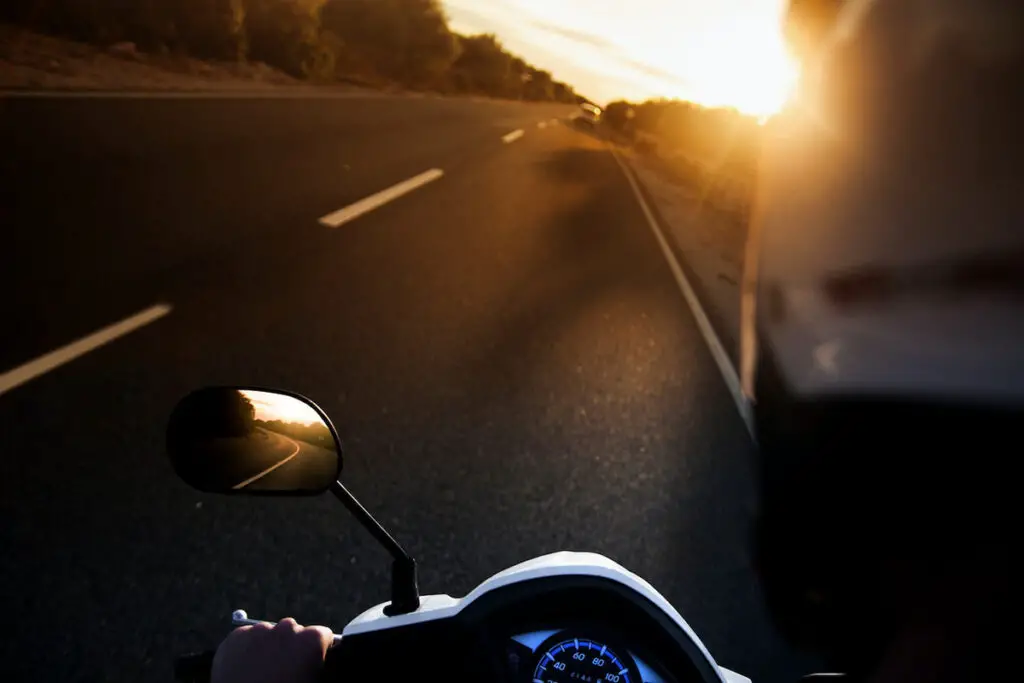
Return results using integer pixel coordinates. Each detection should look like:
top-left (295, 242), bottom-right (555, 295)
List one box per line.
top-left (166, 387), bottom-right (341, 495)
top-left (167, 385), bottom-right (420, 615)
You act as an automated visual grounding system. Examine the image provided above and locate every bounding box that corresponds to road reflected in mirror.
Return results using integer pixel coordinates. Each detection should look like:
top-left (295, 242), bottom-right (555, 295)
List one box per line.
top-left (167, 387), bottom-right (340, 495)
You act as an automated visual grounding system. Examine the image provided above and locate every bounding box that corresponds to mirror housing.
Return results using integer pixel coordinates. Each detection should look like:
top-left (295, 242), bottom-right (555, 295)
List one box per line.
top-left (166, 387), bottom-right (341, 495)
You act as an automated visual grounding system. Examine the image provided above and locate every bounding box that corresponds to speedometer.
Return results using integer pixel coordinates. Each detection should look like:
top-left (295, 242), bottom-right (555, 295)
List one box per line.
top-left (533, 637), bottom-right (634, 683)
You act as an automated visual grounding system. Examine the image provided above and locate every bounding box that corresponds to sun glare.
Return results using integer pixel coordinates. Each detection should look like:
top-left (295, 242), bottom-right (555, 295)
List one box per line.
top-left (702, 24), bottom-right (798, 117)
top-left (650, 14), bottom-right (799, 117)
top-left (241, 390), bottom-right (323, 426)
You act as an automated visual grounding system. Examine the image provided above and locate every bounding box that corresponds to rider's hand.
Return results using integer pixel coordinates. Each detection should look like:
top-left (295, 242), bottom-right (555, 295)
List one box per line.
top-left (211, 618), bottom-right (333, 683)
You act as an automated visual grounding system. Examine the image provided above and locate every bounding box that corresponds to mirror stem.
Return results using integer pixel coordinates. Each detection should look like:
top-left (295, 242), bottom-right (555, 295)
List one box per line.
top-left (329, 481), bottom-right (420, 616)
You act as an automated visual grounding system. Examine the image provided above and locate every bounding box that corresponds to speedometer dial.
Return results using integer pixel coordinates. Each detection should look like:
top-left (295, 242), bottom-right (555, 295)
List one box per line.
top-left (533, 637), bottom-right (634, 683)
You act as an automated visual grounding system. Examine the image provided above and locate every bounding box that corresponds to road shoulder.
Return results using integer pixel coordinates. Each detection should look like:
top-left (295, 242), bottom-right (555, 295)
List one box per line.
top-left (614, 147), bottom-right (746, 367)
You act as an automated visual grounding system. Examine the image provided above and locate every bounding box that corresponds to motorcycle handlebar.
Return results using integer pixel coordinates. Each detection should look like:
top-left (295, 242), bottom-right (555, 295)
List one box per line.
top-left (175, 611), bottom-right (345, 682)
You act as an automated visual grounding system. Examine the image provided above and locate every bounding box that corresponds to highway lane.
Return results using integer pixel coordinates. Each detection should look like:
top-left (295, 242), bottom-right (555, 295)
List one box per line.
top-left (0, 94), bottom-right (807, 681)
top-left (232, 430), bottom-right (338, 492)
top-left (0, 94), bottom-right (569, 370)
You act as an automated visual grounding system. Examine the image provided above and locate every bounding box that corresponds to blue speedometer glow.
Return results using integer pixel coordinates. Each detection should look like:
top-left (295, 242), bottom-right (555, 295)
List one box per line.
top-left (533, 637), bottom-right (633, 683)
top-left (512, 629), bottom-right (561, 652)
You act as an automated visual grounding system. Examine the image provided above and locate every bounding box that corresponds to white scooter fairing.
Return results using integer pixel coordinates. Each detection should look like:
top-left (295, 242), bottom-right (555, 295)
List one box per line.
top-left (341, 551), bottom-right (751, 683)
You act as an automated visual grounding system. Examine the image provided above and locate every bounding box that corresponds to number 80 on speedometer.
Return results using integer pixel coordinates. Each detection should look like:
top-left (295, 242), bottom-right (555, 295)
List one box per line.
top-left (533, 637), bottom-right (634, 683)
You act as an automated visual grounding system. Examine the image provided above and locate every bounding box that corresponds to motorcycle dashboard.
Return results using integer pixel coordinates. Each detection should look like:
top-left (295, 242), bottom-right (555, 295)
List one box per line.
top-left (503, 628), bottom-right (674, 683)
top-left (329, 575), bottom-right (720, 683)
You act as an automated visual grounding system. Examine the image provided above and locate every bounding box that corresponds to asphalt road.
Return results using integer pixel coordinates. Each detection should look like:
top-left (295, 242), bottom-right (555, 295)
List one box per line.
top-left (0, 93), bottom-right (806, 681)
top-left (234, 429), bottom-right (338, 492)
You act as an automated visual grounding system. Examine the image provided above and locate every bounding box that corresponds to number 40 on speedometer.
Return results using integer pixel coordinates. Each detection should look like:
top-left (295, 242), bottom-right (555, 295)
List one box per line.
top-left (533, 637), bottom-right (634, 683)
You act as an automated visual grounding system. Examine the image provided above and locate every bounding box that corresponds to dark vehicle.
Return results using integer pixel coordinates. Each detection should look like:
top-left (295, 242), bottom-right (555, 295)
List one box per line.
top-left (577, 101), bottom-right (602, 126)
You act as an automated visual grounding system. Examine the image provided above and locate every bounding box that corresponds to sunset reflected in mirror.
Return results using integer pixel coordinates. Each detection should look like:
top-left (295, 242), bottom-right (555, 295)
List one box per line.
top-left (241, 390), bottom-right (325, 427)
top-left (167, 388), bottom-right (340, 495)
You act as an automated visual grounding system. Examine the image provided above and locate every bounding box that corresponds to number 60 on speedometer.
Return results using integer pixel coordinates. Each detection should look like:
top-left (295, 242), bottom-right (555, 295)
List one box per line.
top-left (533, 637), bottom-right (635, 683)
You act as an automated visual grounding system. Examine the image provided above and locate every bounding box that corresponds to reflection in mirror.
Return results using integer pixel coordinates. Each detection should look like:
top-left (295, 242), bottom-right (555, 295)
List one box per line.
top-left (167, 388), bottom-right (341, 495)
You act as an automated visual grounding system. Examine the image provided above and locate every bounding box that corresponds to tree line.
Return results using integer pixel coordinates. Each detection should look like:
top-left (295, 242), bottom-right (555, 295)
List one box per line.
top-left (602, 98), bottom-right (761, 180)
top-left (1, 0), bottom-right (580, 102)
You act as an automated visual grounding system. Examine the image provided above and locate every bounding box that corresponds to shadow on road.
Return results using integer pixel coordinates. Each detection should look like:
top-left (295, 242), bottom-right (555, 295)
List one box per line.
top-left (457, 143), bottom-right (677, 403)
top-left (0, 121), bottom-right (803, 683)
top-left (428, 138), bottom-right (795, 680)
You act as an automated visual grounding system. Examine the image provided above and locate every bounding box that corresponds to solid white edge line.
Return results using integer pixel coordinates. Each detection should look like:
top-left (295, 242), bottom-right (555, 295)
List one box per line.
top-left (0, 303), bottom-right (173, 396)
top-left (319, 168), bottom-right (444, 228)
top-left (502, 129), bottom-right (525, 143)
top-left (610, 149), bottom-right (753, 436)
top-left (232, 433), bottom-right (302, 489)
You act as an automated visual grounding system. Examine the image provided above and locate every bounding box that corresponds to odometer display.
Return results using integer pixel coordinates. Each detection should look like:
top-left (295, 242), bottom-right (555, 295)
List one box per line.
top-left (533, 637), bottom-right (633, 683)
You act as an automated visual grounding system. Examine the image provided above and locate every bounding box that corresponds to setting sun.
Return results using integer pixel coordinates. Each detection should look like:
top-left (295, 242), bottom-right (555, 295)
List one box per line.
top-left (654, 15), bottom-right (800, 117)
top-left (704, 30), bottom-right (799, 117)
top-left (241, 390), bottom-right (324, 426)
top-left (445, 0), bottom-right (799, 115)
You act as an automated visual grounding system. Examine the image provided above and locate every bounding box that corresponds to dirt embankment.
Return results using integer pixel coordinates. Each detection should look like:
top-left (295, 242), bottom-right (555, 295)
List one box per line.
top-left (0, 24), bottom-right (366, 92)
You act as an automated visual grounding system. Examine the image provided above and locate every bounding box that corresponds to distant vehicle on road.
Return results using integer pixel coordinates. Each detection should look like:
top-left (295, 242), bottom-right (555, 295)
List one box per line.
top-left (577, 102), bottom-right (602, 126)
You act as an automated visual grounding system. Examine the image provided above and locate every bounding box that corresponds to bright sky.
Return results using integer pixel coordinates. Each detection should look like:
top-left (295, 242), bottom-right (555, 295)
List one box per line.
top-left (241, 390), bottom-right (323, 426)
top-left (442, 0), bottom-right (798, 115)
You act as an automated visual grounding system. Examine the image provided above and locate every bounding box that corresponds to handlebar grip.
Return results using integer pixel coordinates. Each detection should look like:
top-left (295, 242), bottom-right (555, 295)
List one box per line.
top-left (175, 650), bottom-right (215, 683)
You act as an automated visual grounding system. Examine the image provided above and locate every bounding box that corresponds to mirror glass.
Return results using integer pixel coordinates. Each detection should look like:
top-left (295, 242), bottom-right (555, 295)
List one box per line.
top-left (167, 387), bottom-right (340, 494)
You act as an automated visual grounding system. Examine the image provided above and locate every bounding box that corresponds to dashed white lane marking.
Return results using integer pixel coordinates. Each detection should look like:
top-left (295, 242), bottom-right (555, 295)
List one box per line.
top-left (0, 303), bottom-right (173, 397)
top-left (610, 149), bottom-right (753, 436)
top-left (502, 129), bottom-right (525, 143)
top-left (318, 168), bottom-right (444, 228)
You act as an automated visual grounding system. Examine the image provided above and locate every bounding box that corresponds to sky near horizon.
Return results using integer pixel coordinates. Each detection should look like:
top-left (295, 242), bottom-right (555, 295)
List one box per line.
top-left (442, 0), bottom-right (797, 115)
